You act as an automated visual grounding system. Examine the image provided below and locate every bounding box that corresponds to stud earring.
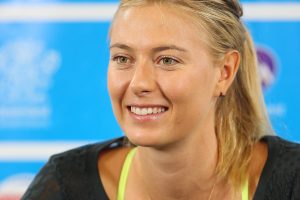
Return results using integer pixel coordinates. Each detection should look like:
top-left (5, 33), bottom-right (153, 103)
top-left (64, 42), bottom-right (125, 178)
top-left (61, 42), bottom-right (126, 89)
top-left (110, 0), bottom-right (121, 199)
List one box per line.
top-left (220, 92), bottom-right (226, 97)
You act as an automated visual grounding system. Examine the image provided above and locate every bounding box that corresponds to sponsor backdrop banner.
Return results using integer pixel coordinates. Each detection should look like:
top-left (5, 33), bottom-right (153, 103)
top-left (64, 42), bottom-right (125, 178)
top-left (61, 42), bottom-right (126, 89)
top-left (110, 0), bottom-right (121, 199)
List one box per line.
top-left (0, 0), bottom-right (299, 199)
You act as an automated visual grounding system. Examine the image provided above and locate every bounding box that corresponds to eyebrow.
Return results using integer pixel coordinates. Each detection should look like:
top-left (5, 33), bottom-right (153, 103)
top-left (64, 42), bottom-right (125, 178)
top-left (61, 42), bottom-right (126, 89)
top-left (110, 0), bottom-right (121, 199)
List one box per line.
top-left (110, 43), bottom-right (132, 51)
top-left (109, 43), bottom-right (188, 53)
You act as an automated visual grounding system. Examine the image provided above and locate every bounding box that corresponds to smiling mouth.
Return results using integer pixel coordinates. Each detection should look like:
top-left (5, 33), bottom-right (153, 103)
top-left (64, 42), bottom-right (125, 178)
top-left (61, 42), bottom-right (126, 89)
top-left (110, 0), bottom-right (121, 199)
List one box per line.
top-left (128, 106), bottom-right (168, 116)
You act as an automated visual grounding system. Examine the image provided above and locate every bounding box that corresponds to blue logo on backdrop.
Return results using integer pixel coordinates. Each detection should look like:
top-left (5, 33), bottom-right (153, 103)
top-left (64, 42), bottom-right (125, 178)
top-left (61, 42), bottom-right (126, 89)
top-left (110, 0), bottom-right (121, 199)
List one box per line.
top-left (0, 39), bottom-right (61, 128)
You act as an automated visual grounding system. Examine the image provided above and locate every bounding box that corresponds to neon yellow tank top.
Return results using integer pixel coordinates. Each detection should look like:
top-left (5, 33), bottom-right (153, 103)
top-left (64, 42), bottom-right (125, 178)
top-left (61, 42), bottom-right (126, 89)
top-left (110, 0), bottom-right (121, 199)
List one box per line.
top-left (117, 148), bottom-right (249, 200)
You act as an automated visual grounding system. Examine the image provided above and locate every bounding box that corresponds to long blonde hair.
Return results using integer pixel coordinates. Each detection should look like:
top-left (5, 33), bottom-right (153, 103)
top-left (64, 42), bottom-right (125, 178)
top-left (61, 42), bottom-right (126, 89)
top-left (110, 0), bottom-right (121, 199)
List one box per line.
top-left (113, 0), bottom-right (273, 189)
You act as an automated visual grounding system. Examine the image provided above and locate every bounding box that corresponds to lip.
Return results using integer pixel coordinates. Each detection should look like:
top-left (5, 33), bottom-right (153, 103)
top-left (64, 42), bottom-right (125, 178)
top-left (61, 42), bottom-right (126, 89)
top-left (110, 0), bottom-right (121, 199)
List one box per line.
top-left (126, 104), bottom-right (169, 122)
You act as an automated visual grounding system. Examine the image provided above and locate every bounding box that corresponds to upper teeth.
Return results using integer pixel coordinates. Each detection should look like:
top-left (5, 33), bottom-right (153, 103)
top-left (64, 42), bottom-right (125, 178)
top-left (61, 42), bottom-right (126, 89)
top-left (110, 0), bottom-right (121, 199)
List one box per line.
top-left (130, 107), bottom-right (166, 115)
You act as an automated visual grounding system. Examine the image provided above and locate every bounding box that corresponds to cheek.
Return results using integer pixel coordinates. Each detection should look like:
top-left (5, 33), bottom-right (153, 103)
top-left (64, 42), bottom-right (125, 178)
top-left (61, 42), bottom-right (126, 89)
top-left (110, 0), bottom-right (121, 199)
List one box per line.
top-left (107, 68), bottom-right (132, 122)
top-left (159, 68), bottom-right (217, 127)
top-left (107, 68), bottom-right (129, 102)
top-left (160, 70), bottom-right (211, 103)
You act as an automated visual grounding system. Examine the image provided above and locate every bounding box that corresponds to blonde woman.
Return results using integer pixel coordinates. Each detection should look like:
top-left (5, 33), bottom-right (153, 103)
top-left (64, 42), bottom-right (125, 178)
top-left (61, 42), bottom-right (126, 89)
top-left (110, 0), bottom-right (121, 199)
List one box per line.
top-left (22, 0), bottom-right (300, 199)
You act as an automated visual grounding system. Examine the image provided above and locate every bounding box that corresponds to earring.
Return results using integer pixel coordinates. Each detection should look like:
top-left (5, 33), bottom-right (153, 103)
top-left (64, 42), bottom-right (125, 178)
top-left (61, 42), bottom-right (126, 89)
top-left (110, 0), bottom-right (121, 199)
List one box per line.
top-left (220, 92), bottom-right (226, 97)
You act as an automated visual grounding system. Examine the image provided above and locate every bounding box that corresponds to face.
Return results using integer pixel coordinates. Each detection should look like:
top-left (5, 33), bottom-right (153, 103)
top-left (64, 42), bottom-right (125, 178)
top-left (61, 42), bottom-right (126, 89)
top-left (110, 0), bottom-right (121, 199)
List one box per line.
top-left (108, 4), bottom-right (221, 148)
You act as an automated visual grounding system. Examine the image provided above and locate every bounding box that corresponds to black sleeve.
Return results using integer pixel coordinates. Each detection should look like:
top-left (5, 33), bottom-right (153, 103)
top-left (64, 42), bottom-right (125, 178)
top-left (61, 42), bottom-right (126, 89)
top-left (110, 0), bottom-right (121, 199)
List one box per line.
top-left (292, 171), bottom-right (300, 199)
top-left (254, 136), bottom-right (300, 200)
top-left (21, 157), bottom-right (64, 200)
top-left (20, 137), bottom-right (125, 200)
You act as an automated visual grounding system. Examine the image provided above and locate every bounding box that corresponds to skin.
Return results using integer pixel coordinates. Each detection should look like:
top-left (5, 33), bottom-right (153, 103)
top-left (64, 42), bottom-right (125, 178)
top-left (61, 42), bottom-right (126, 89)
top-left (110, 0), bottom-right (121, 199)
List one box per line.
top-left (101, 4), bottom-right (268, 200)
top-left (108, 4), bottom-right (236, 149)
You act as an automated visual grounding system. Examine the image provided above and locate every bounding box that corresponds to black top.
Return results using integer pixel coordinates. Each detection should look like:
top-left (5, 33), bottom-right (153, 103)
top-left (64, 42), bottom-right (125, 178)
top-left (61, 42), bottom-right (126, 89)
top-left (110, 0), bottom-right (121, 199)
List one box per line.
top-left (21, 136), bottom-right (300, 200)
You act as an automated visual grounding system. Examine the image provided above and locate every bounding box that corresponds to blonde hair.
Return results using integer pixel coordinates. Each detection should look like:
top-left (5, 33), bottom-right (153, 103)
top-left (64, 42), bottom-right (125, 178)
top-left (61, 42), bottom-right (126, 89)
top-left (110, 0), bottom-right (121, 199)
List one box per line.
top-left (113, 0), bottom-right (273, 190)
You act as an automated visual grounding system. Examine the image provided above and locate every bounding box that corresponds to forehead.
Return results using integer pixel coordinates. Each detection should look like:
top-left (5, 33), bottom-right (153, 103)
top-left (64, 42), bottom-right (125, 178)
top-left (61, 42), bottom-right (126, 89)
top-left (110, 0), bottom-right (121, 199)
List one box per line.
top-left (110, 4), bottom-right (208, 51)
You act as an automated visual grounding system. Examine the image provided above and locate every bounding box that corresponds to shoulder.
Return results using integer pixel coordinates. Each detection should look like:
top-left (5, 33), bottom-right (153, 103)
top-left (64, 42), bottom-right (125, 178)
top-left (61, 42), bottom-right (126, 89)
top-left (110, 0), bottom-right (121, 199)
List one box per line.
top-left (262, 135), bottom-right (300, 172)
top-left (51, 136), bottom-right (126, 164)
top-left (254, 135), bottom-right (300, 200)
top-left (98, 141), bottom-right (133, 199)
top-left (47, 137), bottom-right (126, 178)
top-left (22, 136), bottom-right (126, 200)
top-left (49, 136), bottom-right (126, 189)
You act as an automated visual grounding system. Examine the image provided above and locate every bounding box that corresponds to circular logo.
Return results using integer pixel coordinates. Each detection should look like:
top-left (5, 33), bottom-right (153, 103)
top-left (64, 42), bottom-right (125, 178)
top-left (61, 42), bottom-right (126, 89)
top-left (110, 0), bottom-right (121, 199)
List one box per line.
top-left (256, 47), bottom-right (278, 90)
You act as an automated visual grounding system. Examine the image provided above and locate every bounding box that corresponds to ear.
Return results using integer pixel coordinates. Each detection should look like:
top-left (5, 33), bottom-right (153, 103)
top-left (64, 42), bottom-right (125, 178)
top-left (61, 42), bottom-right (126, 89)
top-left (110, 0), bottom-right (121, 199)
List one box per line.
top-left (214, 50), bottom-right (240, 96)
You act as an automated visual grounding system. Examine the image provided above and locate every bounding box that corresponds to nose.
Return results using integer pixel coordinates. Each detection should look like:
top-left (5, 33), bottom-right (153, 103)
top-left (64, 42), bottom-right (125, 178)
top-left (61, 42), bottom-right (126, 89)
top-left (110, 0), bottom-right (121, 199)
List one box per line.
top-left (129, 61), bottom-right (156, 96)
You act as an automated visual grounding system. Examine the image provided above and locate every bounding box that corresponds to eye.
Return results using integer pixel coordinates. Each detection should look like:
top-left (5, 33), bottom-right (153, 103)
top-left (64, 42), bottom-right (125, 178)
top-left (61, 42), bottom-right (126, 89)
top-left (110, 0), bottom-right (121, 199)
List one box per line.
top-left (158, 57), bottom-right (179, 65)
top-left (112, 55), bottom-right (131, 65)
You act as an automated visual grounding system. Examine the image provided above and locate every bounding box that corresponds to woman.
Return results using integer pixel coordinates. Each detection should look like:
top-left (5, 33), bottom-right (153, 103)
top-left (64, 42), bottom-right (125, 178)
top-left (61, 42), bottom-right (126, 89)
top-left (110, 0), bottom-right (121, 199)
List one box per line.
top-left (22, 0), bottom-right (300, 199)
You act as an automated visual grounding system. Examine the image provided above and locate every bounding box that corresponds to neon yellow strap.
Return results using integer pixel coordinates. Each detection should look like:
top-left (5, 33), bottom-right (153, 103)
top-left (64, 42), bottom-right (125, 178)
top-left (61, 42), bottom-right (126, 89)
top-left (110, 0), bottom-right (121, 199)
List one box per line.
top-left (117, 148), bottom-right (137, 200)
top-left (117, 148), bottom-right (248, 200)
top-left (242, 178), bottom-right (249, 200)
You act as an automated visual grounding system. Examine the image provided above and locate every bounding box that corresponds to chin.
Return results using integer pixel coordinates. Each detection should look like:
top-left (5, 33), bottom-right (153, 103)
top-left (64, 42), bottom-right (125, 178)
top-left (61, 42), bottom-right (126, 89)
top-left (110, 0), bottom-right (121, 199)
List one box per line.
top-left (124, 129), bottom-right (167, 147)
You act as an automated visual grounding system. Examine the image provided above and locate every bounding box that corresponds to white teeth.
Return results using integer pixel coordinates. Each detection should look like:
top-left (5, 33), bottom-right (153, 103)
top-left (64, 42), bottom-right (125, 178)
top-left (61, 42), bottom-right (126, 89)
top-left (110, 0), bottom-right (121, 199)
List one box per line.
top-left (130, 106), bottom-right (167, 115)
top-left (141, 108), bottom-right (148, 115)
top-left (136, 107), bottom-right (141, 115)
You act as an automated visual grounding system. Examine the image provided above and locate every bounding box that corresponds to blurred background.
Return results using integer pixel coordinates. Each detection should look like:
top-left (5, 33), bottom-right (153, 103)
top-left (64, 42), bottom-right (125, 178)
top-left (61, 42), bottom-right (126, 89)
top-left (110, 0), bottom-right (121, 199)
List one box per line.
top-left (0, 0), bottom-right (299, 199)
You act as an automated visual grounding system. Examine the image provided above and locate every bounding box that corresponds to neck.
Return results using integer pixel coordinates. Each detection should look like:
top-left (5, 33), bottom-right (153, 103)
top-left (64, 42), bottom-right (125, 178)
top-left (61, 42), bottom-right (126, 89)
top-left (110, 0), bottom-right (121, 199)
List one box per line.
top-left (131, 129), bottom-right (220, 200)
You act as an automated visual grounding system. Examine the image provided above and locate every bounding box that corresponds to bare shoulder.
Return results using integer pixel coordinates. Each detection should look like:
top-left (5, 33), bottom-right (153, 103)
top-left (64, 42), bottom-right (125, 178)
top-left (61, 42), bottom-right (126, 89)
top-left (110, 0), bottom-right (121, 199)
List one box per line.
top-left (248, 140), bottom-right (268, 199)
top-left (98, 146), bottom-right (132, 199)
